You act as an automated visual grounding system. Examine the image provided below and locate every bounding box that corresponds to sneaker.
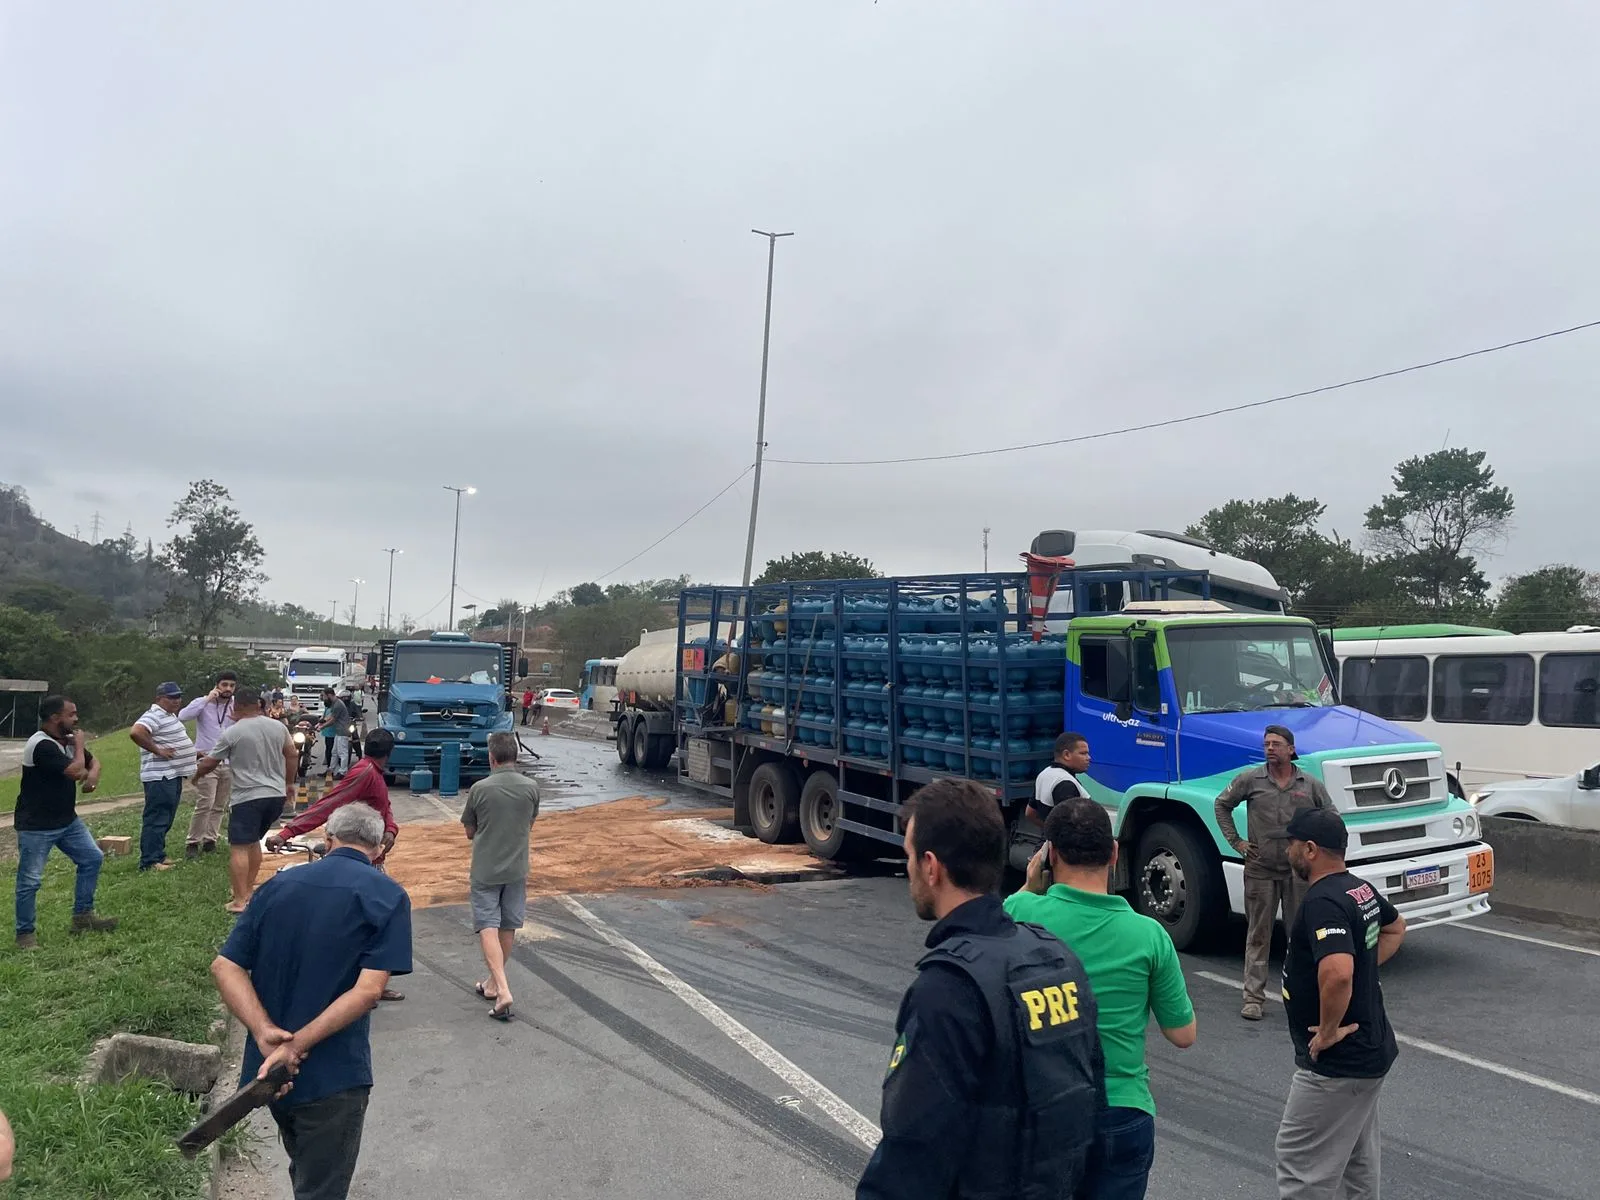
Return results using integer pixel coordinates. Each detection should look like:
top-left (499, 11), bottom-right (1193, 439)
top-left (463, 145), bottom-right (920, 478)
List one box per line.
top-left (15, 932), bottom-right (38, 950)
top-left (1240, 1002), bottom-right (1265, 1021)
top-left (201, 840), bottom-right (217, 854)
top-left (70, 912), bottom-right (118, 934)
top-left (143, 861), bottom-right (176, 872)
top-left (185, 843), bottom-right (200, 860)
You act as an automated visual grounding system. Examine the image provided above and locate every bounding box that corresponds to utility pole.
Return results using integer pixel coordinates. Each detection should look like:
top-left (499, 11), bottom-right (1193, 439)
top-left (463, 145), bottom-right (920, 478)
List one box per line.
top-left (90, 511), bottom-right (102, 542)
top-left (349, 578), bottom-right (363, 637)
top-left (327, 601), bottom-right (338, 641)
top-left (381, 548), bottom-right (402, 633)
top-left (443, 486), bottom-right (475, 631)
top-left (983, 527), bottom-right (991, 572)
top-left (741, 228), bottom-right (794, 586)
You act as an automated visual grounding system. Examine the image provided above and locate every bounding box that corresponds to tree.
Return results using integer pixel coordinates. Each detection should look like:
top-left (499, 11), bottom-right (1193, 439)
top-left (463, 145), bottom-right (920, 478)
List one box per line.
top-left (1185, 494), bottom-right (1346, 606)
top-left (569, 582), bottom-right (606, 607)
top-left (1494, 565), bottom-right (1600, 633)
top-left (3, 580), bottom-right (114, 633)
top-left (158, 480), bottom-right (267, 650)
top-left (1364, 448), bottom-right (1514, 614)
top-left (755, 551), bottom-right (880, 585)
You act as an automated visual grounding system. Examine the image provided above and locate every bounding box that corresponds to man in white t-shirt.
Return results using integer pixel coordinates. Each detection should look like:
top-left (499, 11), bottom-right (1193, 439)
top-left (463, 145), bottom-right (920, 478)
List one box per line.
top-left (129, 681), bottom-right (198, 872)
top-left (1030, 732), bottom-right (1091, 821)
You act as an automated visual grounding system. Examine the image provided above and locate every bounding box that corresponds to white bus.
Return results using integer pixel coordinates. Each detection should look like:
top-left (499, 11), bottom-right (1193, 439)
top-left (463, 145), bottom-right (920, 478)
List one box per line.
top-left (1334, 628), bottom-right (1600, 787)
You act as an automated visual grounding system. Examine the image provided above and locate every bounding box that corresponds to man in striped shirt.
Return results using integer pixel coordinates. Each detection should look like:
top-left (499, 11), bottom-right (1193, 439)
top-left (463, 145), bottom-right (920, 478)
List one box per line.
top-left (130, 681), bottom-right (198, 871)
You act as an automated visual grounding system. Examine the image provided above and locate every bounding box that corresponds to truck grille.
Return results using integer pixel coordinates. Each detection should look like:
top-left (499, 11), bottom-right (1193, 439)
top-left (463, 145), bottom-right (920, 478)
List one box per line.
top-left (1358, 824), bottom-right (1427, 846)
top-left (1345, 758), bottom-right (1440, 808)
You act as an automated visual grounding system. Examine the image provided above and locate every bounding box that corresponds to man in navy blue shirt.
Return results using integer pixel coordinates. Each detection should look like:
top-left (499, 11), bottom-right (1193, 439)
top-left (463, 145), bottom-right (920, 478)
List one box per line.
top-left (212, 802), bottom-right (411, 1200)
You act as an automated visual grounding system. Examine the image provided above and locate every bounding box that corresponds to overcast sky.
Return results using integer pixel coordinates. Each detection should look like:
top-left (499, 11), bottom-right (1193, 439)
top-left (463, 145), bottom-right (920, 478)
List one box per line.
top-left (3, 2), bottom-right (1596, 626)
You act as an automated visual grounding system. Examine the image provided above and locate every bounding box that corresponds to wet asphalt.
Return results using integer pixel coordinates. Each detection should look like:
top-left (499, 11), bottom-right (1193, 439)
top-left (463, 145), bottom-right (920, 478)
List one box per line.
top-left (238, 735), bottom-right (1600, 1200)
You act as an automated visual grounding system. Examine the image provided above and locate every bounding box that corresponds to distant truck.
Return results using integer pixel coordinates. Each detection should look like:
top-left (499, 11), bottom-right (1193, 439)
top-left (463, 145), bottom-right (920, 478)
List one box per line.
top-left (286, 646), bottom-right (347, 716)
top-left (609, 547), bottom-right (1492, 951)
top-left (367, 632), bottom-right (526, 784)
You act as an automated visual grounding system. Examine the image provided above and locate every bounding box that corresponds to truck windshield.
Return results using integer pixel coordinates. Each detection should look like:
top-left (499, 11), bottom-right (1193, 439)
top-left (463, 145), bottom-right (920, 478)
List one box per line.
top-left (289, 659), bottom-right (342, 677)
top-left (393, 648), bottom-right (502, 686)
top-left (1166, 625), bottom-right (1334, 714)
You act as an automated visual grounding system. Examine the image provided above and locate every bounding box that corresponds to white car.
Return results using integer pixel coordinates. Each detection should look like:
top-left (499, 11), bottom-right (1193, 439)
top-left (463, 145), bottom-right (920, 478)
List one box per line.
top-left (538, 688), bottom-right (581, 712)
top-left (1470, 764), bottom-right (1600, 830)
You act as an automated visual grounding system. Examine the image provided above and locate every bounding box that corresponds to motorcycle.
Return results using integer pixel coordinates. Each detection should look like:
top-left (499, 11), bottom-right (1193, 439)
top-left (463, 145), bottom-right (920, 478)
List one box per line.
top-left (291, 717), bottom-right (317, 781)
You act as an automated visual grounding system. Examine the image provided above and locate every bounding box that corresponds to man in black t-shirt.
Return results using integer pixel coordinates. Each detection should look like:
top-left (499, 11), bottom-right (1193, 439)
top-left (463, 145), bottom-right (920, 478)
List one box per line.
top-left (13, 695), bottom-right (118, 949)
top-left (1274, 806), bottom-right (1406, 1200)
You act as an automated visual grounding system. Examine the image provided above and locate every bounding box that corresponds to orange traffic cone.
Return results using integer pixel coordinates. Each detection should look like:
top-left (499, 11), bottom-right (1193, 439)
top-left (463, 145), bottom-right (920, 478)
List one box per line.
top-left (541, 715), bottom-right (551, 735)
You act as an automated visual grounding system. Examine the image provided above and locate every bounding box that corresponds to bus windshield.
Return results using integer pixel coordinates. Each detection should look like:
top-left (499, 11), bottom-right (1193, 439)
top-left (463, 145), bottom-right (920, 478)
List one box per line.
top-left (1167, 625), bottom-right (1335, 714)
top-left (393, 647), bottom-right (503, 686)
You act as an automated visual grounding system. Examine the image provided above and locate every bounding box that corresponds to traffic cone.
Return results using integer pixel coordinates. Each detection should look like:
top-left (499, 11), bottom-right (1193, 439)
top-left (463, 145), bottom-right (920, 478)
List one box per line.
top-left (541, 715), bottom-right (551, 735)
top-left (1021, 551), bottom-right (1074, 642)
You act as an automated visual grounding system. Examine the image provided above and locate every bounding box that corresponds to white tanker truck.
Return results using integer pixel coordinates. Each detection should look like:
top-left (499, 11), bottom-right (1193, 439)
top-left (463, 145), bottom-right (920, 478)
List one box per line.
top-left (611, 622), bottom-right (733, 771)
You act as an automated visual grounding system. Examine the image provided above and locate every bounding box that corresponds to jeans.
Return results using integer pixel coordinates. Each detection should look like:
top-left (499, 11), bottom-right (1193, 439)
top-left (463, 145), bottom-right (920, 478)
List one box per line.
top-left (331, 736), bottom-right (350, 776)
top-left (15, 819), bottom-right (104, 933)
top-left (271, 1087), bottom-right (370, 1200)
top-left (1084, 1106), bottom-right (1157, 1200)
top-left (139, 776), bottom-right (184, 868)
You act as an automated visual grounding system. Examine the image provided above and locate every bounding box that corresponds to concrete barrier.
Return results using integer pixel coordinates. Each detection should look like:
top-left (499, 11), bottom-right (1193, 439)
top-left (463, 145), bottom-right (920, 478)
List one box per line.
top-left (1481, 816), bottom-right (1600, 927)
top-left (82, 1032), bottom-right (222, 1095)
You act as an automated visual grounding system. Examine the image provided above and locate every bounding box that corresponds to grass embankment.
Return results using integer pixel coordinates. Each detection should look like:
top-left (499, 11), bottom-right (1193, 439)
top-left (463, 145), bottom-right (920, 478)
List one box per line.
top-left (0, 730), bottom-right (146, 815)
top-left (0, 800), bottom-right (237, 1198)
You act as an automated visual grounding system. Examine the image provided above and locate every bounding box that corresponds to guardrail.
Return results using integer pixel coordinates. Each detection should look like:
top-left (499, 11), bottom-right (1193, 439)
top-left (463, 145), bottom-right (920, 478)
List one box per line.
top-left (1481, 816), bottom-right (1600, 927)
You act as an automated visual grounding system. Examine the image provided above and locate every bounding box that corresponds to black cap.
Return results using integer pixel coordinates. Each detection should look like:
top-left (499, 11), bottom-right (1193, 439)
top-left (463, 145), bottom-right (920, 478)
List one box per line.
top-left (1285, 806), bottom-right (1347, 854)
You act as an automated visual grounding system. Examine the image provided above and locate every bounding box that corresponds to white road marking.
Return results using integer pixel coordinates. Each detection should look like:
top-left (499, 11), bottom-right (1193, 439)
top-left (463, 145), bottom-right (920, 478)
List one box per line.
top-left (1453, 923), bottom-right (1600, 958)
top-left (1193, 970), bottom-right (1600, 1106)
top-left (557, 894), bottom-right (884, 1148)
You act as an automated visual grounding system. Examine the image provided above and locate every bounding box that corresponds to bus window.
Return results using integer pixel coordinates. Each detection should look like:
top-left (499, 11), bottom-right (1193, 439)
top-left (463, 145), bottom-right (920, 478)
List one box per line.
top-left (1341, 656), bottom-right (1429, 722)
top-left (1432, 655), bottom-right (1534, 725)
top-left (1539, 653), bottom-right (1600, 728)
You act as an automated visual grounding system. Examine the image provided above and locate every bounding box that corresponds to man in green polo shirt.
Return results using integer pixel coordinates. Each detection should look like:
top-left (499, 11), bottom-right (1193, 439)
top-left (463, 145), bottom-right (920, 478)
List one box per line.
top-left (1005, 796), bottom-right (1197, 1200)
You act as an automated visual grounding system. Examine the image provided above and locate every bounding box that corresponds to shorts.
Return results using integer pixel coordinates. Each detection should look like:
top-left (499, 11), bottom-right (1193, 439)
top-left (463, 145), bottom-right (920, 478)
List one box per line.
top-left (229, 795), bottom-right (287, 846)
top-left (470, 881), bottom-right (527, 932)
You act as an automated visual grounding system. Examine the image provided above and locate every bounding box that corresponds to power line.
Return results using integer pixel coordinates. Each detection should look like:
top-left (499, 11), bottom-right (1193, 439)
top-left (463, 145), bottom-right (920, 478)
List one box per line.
top-left (597, 464), bottom-right (755, 582)
top-left (769, 318), bottom-right (1600, 467)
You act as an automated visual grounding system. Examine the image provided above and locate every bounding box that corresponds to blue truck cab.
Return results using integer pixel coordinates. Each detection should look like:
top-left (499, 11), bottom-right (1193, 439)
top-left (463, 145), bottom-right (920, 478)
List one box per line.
top-left (369, 633), bottom-right (524, 784)
top-left (662, 570), bottom-right (1492, 950)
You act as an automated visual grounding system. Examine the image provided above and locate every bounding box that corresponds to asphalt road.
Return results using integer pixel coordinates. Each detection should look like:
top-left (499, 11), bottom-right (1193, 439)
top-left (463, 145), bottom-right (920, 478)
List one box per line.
top-left (236, 736), bottom-right (1600, 1199)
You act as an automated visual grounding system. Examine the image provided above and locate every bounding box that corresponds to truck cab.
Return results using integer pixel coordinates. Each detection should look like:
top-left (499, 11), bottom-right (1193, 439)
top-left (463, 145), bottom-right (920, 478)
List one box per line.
top-left (371, 632), bottom-right (523, 783)
top-left (1065, 605), bottom-right (1493, 948)
top-left (286, 647), bottom-right (346, 716)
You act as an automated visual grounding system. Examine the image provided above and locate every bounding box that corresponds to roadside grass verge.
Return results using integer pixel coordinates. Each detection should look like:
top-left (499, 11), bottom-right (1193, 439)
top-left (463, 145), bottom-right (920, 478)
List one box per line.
top-left (0, 801), bottom-right (236, 1198)
top-left (1, 730), bottom-right (146, 815)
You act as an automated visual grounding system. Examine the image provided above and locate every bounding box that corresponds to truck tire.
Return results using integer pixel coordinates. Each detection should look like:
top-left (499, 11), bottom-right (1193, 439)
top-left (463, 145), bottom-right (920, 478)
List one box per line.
top-left (799, 772), bottom-right (868, 860)
top-left (616, 717), bottom-right (637, 766)
top-left (647, 734), bottom-right (674, 771)
top-left (632, 720), bottom-right (651, 769)
top-left (1132, 820), bottom-right (1226, 952)
top-left (749, 763), bottom-right (800, 844)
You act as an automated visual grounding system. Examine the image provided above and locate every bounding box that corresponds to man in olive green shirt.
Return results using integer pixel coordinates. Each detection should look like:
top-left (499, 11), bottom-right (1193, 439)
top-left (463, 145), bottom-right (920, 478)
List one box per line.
top-left (460, 732), bottom-right (540, 1021)
top-left (1006, 796), bottom-right (1196, 1200)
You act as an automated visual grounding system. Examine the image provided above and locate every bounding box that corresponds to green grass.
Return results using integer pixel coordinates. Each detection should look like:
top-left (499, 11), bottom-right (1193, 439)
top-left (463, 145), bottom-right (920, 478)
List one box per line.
top-left (1, 729), bottom-right (153, 814)
top-left (0, 802), bottom-right (237, 1198)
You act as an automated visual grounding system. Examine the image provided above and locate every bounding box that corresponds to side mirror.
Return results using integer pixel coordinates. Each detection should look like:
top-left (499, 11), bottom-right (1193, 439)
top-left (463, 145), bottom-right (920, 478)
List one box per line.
top-left (364, 651), bottom-right (378, 675)
top-left (1580, 766), bottom-right (1600, 790)
top-left (518, 657), bottom-right (530, 677)
top-left (1114, 701), bottom-right (1133, 723)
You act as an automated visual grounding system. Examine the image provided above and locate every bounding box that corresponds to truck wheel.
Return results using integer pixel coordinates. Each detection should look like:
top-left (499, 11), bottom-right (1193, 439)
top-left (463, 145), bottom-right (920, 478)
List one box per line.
top-left (631, 720), bottom-right (652, 769)
top-left (799, 772), bottom-right (867, 859)
top-left (616, 718), bottom-right (637, 766)
top-left (749, 763), bottom-right (800, 844)
top-left (1132, 820), bottom-right (1225, 952)
top-left (647, 735), bottom-right (673, 771)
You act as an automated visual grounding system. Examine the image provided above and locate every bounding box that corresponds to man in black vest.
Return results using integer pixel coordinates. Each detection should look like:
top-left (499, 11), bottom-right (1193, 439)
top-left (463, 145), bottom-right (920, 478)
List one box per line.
top-left (859, 778), bottom-right (1104, 1200)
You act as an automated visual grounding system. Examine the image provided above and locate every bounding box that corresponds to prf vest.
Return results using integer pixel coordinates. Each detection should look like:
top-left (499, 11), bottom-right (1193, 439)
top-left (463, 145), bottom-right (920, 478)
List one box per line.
top-left (908, 922), bottom-right (1103, 1200)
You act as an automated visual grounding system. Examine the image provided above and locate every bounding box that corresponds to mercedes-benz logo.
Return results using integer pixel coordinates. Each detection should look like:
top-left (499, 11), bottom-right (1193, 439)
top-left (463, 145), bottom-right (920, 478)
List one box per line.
top-left (439, 709), bottom-right (455, 721)
top-left (1382, 766), bottom-right (1409, 800)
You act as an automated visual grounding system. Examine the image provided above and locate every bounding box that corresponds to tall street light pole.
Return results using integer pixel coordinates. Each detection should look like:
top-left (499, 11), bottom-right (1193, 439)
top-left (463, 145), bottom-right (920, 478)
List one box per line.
top-left (443, 485), bottom-right (476, 631)
top-left (326, 601), bottom-right (338, 642)
top-left (381, 548), bottom-right (402, 633)
top-left (741, 229), bottom-right (794, 587)
top-left (349, 578), bottom-right (364, 638)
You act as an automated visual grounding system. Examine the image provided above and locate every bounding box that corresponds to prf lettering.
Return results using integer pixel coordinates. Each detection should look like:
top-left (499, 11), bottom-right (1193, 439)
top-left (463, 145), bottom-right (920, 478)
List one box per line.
top-left (1020, 982), bottom-right (1080, 1030)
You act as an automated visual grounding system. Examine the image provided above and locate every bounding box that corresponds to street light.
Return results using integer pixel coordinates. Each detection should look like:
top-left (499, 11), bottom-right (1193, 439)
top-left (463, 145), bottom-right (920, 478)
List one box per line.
top-left (742, 228), bottom-right (794, 586)
top-left (461, 602), bottom-right (478, 633)
top-left (349, 578), bottom-right (364, 638)
top-left (381, 548), bottom-right (402, 633)
top-left (326, 601), bottom-right (338, 641)
top-left (443, 486), bottom-right (476, 630)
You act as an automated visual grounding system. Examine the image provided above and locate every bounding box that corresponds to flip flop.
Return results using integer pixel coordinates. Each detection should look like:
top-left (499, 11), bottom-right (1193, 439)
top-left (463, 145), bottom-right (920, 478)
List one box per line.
top-left (474, 981), bottom-right (497, 1002)
top-left (380, 989), bottom-right (405, 1002)
top-left (489, 1002), bottom-right (513, 1022)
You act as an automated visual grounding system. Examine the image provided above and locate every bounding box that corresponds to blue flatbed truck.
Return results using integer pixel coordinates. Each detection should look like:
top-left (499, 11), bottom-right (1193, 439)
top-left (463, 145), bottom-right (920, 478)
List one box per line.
top-left (641, 566), bottom-right (1492, 950)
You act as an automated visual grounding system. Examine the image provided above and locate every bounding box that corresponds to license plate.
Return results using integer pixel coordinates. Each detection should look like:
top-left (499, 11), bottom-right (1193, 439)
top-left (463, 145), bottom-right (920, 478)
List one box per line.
top-left (1404, 866), bottom-right (1441, 889)
top-left (1468, 848), bottom-right (1494, 894)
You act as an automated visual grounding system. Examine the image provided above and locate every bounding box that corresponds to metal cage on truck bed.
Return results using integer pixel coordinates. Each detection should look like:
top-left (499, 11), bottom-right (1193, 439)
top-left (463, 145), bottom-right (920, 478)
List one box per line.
top-left (671, 567), bottom-right (1212, 853)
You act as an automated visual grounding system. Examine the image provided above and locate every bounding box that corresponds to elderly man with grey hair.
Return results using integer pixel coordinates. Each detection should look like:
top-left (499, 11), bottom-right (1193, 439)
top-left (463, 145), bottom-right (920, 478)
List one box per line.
top-left (212, 802), bottom-right (412, 1200)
